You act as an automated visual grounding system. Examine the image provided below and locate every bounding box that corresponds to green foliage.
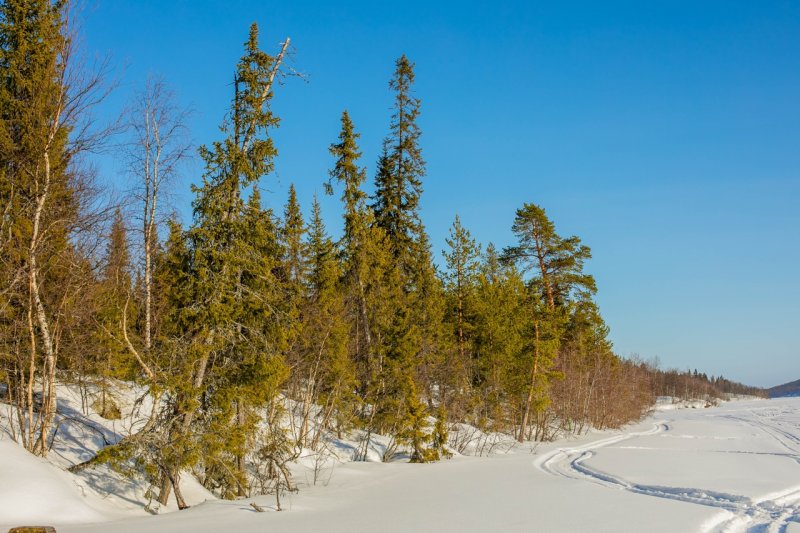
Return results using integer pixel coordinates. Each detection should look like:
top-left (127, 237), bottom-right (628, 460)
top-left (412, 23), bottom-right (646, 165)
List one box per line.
top-left (372, 55), bottom-right (426, 273)
top-left (327, 110), bottom-right (368, 246)
top-left (503, 203), bottom-right (596, 308)
top-left (93, 209), bottom-right (136, 375)
top-left (431, 405), bottom-right (452, 459)
top-left (471, 244), bottom-right (528, 426)
top-left (441, 215), bottom-right (481, 417)
top-left (395, 378), bottom-right (435, 463)
top-left (301, 197), bottom-right (359, 436)
top-left (149, 24), bottom-right (292, 499)
top-left (0, 11), bottom-right (672, 493)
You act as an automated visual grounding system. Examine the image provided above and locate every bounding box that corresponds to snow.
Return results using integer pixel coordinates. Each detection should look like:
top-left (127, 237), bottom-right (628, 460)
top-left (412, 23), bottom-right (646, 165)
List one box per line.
top-left (0, 438), bottom-right (109, 524)
top-left (0, 382), bottom-right (214, 524)
top-left (2, 392), bottom-right (799, 532)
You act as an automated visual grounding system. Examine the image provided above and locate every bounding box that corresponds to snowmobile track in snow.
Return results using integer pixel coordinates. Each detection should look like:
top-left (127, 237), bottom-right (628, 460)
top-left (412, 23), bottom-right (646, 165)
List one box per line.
top-left (534, 412), bottom-right (800, 533)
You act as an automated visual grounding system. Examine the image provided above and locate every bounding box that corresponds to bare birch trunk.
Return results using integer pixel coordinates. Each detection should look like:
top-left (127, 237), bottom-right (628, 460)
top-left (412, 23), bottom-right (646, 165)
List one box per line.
top-left (29, 151), bottom-right (58, 456)
top-left (518, 321), bottom-right (540, 443)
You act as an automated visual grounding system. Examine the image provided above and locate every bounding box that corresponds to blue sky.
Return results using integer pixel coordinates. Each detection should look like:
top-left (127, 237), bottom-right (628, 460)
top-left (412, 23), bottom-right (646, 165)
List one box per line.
top-left (82, 1), bottom-right (800, 387)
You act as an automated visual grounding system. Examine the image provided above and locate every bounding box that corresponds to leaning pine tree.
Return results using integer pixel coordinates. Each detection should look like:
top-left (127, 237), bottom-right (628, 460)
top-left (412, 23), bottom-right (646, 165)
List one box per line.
top-left (503, 203), bottom-right (596, 441)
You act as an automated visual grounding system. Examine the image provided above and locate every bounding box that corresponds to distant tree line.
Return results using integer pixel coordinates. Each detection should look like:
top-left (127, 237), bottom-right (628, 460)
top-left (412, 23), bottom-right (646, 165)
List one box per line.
top-left (649, 367), bottom-right (767, 400)
top-left (0, 0), bottom-right (764, 508)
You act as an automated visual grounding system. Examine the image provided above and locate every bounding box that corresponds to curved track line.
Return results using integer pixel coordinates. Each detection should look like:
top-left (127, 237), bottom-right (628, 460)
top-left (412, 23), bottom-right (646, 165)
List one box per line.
top-left (534, 412), bottom-right (800, 533)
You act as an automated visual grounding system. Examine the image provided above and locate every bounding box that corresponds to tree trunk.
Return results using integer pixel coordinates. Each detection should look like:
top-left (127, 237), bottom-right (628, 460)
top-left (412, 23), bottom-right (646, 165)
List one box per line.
top-left (236, 400), bottom-right (247, 497)
top-left (158, 338), bottom-right (212, 506)
top-left (518, 321), bottom-right (540, 443)
top-left (30, 151), bottom-right (58, 456)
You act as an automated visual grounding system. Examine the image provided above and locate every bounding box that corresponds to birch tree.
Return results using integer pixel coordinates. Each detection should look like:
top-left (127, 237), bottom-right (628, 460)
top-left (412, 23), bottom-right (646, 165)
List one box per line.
top-left (124, 77), bottom-right (191, 368)
top-left (0, 0), bottom-right (111, 455)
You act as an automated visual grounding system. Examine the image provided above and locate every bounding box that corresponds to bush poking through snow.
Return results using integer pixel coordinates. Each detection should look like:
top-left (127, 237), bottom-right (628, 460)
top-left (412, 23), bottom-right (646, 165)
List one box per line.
top-left (92, 396), bottom-right (121, 420)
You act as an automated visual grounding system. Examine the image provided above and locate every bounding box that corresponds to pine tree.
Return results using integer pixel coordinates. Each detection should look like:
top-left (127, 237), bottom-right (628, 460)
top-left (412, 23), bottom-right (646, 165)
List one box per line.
top-left (503, 203), bottom-right (596, 310)
top-left (472, 244), bottom-right (527, 429)
top-left (502, 203), bottom-right (596, 441)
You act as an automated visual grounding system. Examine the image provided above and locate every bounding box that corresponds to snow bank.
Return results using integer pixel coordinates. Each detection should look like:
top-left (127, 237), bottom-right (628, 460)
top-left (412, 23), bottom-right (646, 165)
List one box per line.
top-left (0, 381), bottom-right (215, 527)
top-left (4, 383), bottom-right (799, 532)
top-left (0, 437), bottom-right (110, 525)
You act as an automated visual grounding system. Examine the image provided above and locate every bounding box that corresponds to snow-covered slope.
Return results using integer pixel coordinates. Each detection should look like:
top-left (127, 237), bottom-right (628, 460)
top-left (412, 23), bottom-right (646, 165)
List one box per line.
top-left (3, 394), bottom-right (799, 532)
top-left (0, 382), bottom-right (215, 525)
top-left (0, 438), bottom-right (112, 524)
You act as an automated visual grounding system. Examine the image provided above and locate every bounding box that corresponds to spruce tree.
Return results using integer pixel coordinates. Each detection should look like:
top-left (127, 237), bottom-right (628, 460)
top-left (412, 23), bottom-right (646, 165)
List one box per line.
top-left (372, 55), bottom-right (426, 273)
top-left (395, 377), bottom-right (434, 463)
top-left (327, 110), bottom-right (368, 246)
top-left (369, 55), bottom-right (449, 452)
top-left (280, 183), bottom-right (309, 292)
top-left (326, 111), bottom-right (379, 392)
top-left (442, 215), bottom-right (480, 418)
top-left (156, 23), bottom-right (291, 506)
top-left (302, 197), bottom-right (357, 444)
top-left (279, 183), bottom-right (308, 392)
top-left (92, 208), bottom-right (134, 417)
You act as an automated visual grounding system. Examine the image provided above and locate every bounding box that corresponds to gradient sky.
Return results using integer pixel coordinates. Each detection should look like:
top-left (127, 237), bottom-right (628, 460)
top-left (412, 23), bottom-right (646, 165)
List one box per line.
top-left (81, 1), bottom-right (800, 387)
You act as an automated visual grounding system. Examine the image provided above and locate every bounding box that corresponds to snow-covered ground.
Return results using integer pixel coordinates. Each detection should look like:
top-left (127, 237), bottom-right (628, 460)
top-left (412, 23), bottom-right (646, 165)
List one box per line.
top-left (3, 396), bottom-right (799, 532)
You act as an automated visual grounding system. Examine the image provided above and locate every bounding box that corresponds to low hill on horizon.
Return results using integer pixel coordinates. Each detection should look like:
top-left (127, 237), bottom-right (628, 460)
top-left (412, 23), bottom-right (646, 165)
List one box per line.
top-left (768, 379), bottom-right (800, 398)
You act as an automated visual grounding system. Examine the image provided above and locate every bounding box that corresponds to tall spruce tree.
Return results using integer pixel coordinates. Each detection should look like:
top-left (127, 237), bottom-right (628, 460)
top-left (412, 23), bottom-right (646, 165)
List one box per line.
top-left (372, 55), bottom-right (426, 273)
top-left (326, 111), bottom-right (376, 384)
top-left (325, 112), bottom-right (399, 453)
top-left (156, 24), bottom-right (291, 506)
top-left (370, 55), bottom-right (448, 459)
top-left (279, 183), bottom-right (308, 396)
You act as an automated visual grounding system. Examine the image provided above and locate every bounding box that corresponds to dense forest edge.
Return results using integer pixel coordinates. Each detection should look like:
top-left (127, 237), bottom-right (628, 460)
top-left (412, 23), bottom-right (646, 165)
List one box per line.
top-left (0, 1), bottom-right (767, 510)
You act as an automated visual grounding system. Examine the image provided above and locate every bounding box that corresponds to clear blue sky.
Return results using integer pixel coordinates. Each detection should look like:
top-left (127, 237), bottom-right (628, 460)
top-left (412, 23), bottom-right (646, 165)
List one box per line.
top-left (82, 1), bottom-right (800, 388)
